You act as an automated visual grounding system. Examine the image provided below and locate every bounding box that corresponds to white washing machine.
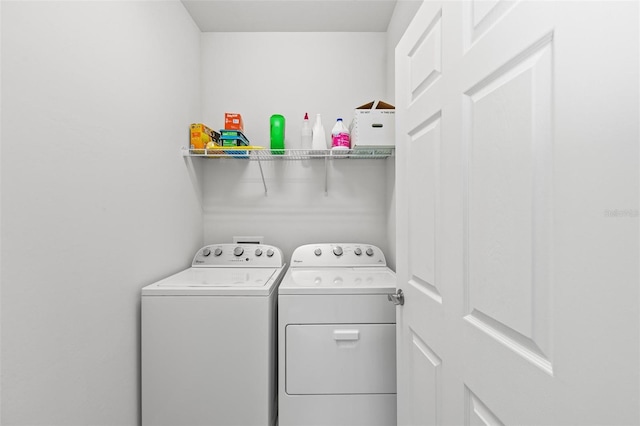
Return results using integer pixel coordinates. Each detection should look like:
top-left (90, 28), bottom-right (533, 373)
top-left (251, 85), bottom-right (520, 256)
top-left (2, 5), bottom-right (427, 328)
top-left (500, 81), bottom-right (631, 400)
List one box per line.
top-left (141, 243), bottom-right (286, 426)
top-left (278, 243), bottom-right (397, 426)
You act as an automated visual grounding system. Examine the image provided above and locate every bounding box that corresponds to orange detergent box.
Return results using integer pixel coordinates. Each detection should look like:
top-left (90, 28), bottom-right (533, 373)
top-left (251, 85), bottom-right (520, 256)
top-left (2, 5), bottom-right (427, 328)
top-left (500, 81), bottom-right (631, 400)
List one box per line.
top-left (224, 113), bottom-right (244, 131)
top-left (190, 123), bottom-right (220, 150)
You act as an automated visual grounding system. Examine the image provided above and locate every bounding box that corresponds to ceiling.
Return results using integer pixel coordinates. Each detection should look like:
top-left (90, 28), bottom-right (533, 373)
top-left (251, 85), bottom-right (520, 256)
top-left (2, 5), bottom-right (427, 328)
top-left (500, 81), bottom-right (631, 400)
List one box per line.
top-left (180, 0), bottom-right (398, 32)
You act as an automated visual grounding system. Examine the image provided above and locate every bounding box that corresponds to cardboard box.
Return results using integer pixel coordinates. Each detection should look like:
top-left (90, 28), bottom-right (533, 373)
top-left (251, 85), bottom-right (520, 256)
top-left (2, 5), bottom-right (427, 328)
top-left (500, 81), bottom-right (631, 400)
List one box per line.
top-left (190, 123), bottom-right (220, 150)
top-left (350, 101), bottom-right (395, 149)
top-left (224, 113), bottom-right (244, 131)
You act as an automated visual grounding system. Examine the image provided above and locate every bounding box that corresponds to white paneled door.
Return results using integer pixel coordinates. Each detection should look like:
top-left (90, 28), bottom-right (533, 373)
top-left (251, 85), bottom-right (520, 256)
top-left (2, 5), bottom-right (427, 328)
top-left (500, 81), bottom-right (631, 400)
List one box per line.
top-left (395, 1), bottom-right (639, 425)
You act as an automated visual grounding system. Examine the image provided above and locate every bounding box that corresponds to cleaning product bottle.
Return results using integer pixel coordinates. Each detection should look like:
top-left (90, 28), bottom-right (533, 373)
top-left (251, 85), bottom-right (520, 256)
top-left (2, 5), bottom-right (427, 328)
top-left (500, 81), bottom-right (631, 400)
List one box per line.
top-left (331, 118), bottom-right (350, 150)
top-left (270, 114), bottom-right (285, 155)
top-left (312, 114), bottom-right (327, 151)
top-left (301, 113), bottom-right (312, 152)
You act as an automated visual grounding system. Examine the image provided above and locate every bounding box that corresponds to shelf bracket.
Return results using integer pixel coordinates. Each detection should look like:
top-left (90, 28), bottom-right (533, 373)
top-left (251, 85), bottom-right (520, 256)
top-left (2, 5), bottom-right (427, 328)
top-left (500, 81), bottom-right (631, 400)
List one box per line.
top-left (256, 156), bottom-right (268, 195)
top-left (324, 156), bottom-right (328, 195)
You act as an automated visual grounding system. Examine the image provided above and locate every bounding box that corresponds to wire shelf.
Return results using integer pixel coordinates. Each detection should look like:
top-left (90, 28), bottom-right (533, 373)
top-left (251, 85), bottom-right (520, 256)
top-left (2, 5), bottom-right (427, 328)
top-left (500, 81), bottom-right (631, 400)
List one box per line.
top-left (181, 146), bottom-right (394, 195)
top-left (181, 147), bottom-right (394, 160)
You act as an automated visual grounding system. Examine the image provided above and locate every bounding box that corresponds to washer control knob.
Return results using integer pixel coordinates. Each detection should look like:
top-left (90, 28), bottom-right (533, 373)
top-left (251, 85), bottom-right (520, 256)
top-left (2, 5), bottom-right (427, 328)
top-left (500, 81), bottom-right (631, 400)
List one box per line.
top-left (366, 248), bottom-right (375, 257)
top-left (354, 247), bottom-right (362, 256)
top-left (202, 248), bottom-right (211, 257)
top-left (266, 249), bottom-right (274, 257)
top-left (233, 247), bottom-right (244, 257)
top-left (314, 248), bottom-right (322, 256)
top-left (333, 246), bottom-right (343, 257)
top-left (214, 248), bottom-right (223, 256)
top-left (255, 248), bottom-right (263, 257)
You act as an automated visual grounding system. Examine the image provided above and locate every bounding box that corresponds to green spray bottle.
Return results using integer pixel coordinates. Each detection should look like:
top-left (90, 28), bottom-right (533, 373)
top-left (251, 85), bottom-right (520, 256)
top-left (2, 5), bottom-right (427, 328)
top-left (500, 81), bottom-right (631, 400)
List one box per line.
top-left (270, 114), bottom-right (285, 155)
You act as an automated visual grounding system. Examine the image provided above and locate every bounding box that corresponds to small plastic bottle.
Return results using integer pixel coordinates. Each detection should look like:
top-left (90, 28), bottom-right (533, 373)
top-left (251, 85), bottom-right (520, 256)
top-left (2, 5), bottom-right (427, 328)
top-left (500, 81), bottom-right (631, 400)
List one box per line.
top-left (301, 113), bottom-right (312, 151)
top-left (331, 118), bottom-right (350, 150)
top-left (312, 114), bottom-right (327, 151)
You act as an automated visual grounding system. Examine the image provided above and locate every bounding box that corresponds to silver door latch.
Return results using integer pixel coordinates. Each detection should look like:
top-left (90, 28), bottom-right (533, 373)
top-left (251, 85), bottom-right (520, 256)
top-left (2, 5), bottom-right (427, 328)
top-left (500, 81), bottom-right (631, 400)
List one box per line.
top-left (388, 289), bottom-right (404, 306)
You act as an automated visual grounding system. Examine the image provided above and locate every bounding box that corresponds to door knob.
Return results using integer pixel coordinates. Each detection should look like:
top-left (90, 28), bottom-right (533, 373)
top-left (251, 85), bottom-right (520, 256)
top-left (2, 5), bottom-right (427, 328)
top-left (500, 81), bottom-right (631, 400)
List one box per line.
top-left (388, 289), bottom-right (404, 306)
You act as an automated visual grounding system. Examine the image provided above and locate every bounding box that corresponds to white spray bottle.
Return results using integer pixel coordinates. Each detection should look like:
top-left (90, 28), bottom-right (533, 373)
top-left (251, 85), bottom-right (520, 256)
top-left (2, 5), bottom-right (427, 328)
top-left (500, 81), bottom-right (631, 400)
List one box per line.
top-left (312, 114), bottom-right (327, 151)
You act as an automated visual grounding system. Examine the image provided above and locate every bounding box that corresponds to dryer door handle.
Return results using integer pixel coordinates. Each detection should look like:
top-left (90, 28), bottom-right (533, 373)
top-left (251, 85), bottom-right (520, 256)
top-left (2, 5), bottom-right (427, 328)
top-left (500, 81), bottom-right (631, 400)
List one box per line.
top-left (333, 329), bottom-right (360, 341)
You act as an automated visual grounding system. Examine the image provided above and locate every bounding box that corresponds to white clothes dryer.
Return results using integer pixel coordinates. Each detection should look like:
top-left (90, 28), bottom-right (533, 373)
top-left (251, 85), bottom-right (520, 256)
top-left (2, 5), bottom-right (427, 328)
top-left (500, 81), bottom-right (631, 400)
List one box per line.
top-left (141, 243), bottom-right (286, 426)
top-left (278, 243), bottom-right (397, 426)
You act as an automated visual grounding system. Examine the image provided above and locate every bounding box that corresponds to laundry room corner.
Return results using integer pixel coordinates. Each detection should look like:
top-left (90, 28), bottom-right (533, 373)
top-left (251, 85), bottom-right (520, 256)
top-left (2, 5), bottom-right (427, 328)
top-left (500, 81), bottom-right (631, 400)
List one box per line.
top-left (199, 32), bottom-right (392, 259)
top-left (1, 1), bottom-right (204, 424)
top-left (3, 0), bottom-right (636, 425)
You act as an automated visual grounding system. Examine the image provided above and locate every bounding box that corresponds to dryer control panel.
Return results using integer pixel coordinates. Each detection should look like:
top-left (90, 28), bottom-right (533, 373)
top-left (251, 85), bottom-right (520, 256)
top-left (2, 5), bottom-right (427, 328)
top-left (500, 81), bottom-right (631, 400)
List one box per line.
top-left (290, 243), bottom-right (386, 268)
top-left (192, 244), bottom-right (284, 267)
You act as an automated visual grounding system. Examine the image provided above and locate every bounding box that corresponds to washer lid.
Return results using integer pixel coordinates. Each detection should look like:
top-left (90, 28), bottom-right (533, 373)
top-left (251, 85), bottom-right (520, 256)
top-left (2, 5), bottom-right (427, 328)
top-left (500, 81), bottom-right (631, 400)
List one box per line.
top-left (278, 267), bottom-right (396, 295)
top-left (141, 267), bottom-right (284, 296)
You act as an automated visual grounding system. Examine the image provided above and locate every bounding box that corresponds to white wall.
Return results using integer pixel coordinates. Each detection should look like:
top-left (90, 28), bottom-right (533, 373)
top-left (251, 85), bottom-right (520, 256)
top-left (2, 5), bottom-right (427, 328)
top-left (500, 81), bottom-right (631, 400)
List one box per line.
top-left (200, 32), bottom-right (393, 260)
top-left (1, 2), bottom-right (202, 424)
